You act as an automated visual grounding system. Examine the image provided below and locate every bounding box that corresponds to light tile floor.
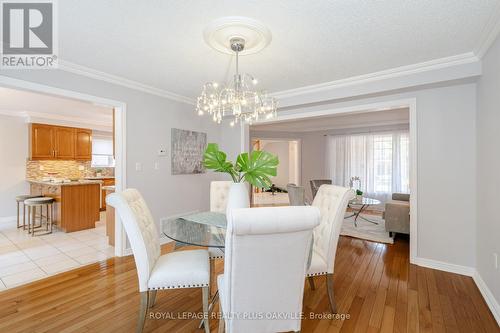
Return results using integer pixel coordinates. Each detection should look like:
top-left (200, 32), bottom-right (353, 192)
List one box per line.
top-left (0, 212), bottom-right (114, 290)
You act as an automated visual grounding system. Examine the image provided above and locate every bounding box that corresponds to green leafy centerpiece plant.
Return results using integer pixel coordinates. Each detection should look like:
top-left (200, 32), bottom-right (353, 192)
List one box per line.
top-left (203, 143), bottom-right (279, 190)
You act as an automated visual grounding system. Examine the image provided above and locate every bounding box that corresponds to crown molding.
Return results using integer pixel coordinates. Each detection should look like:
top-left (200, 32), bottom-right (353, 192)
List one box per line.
top-left (0, 109), bottom-right (112, 132)
top-left (255, 119), bottom-right (410, 133)
top-left (58, 60), bottom-right (195, 105)
top-left (474, 2), bottom-right (500, 59)
top-left (272, 52), bottom-right (479, 101)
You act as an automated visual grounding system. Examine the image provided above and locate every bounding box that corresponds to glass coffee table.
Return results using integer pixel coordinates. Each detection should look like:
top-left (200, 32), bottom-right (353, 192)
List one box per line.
top-left (345, 197), bottom-right (381, 227)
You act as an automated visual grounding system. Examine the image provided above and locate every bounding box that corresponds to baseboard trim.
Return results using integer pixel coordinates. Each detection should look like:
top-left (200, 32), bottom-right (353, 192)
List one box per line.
top-left (413, 257), bottom-right (475, 276)
top-left (0, 216), bottom-right (17, 224)
top-left (385, 256), bottom-right (500, 324)
top-left (473, 270), bottom-right (500, 325)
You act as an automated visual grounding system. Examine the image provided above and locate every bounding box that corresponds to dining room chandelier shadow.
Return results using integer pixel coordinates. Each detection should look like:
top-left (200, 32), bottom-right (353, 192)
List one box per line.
top-left (196, 37), bottom-right (277, 126)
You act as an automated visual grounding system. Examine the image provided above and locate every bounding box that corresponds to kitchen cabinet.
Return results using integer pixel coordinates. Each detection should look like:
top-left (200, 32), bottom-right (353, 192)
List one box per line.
top-left (101, 178), bottom-right (115, 210)
top-left (30, 124), bottom-right (55, 159)
top-left (75, 129), bottom-right (92, 160)
top-left (55, 127), bottom-right (75, 159)
top-left (104, 186), bottom-right (115, 246)
top-left (29, 124), bottom-right (92, 161)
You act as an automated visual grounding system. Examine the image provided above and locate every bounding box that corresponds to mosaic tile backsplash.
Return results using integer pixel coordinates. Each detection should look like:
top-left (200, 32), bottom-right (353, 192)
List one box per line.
top-left (26, 160), bottom-right (114, 180)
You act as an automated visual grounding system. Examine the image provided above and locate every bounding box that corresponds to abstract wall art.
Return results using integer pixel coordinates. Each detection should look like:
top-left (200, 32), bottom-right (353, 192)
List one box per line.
top-left (171, 128), bottom-right (207, 175)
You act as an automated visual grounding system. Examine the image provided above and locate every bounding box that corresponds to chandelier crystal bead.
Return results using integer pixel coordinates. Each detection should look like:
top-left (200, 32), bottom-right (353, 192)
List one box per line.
top-left (196, 38), bottom-right (277, 125)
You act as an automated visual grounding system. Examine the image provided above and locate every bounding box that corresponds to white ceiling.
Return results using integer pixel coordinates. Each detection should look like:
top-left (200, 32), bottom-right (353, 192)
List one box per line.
top-left (57, 1), bottom-right (500, 100)
top-left (251, 108), bottom-right (409, 132)
top-left (0, 87), bottom-right (113, 131)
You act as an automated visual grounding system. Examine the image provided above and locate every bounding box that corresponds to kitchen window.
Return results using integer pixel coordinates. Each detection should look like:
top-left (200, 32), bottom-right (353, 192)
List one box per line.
top-left (91, 137), bottom-right (115, 167)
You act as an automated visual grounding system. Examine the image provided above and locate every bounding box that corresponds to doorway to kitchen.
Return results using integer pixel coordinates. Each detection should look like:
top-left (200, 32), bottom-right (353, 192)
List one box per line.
top-left (0, 77), bottom-right (127, 290)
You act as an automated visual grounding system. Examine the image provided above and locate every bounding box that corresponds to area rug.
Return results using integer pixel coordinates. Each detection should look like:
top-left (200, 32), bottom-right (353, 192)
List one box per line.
top-left (341, 213), bottom-right (395, 244)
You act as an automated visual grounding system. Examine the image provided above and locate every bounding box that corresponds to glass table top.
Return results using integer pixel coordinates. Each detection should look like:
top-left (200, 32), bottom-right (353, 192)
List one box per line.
top-left (162, 212), bottom-right (227, 248)
top-left (349, 196), bottom-right (381, 205)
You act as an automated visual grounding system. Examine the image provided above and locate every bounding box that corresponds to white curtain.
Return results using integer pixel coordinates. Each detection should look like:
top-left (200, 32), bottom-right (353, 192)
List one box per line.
top-left (325, 131), bottom-right (410, 203)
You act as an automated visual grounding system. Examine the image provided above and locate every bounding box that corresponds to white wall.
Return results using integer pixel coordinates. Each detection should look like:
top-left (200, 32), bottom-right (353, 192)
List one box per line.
top-left (476, 33), bottom-right (500, 306)
top-left (0, 115), bottom-right (29, 218)
top-left (246, 81), bottom-right (477, 268)
top-left (0, 70), bottom-right (225, 229)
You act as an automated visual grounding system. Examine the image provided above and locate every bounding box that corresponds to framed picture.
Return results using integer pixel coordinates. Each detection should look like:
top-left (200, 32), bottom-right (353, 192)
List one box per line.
top-left (171, 128), bottom-right (207, 175)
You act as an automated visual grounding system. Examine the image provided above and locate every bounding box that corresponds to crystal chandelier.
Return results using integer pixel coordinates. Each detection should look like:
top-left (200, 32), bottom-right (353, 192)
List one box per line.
top-left (196, 37), bottom-right (277, 126)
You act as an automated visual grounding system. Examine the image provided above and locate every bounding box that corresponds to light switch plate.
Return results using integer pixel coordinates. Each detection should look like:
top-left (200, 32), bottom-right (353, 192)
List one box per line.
top-left (135, 162), bottom-right (142, 171)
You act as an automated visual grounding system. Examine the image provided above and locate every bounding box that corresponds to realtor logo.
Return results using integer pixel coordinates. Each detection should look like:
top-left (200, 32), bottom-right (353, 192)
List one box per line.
top-left (1, 0), bottom-right (58, 68)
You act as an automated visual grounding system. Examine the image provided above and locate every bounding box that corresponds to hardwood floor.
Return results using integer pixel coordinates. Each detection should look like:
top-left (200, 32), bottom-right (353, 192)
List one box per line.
top-left (0, 236), bottom-right (498, 333)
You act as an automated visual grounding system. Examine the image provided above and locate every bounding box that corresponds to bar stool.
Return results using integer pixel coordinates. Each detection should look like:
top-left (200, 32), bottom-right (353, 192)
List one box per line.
top-left (24, 197), bottom-right (55, 236)
top-left (15, 194), bottom-right (43, 229)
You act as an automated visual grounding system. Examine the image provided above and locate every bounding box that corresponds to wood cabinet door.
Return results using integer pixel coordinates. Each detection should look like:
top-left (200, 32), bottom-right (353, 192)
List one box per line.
top-left (101, 178), bottom-right (115, 210)
top-left (31, 124), bottom-right (55, 159)
top-left (75, 129), bottom-right (92, 160)
top-left (55, 127), bottom-right (75, 159)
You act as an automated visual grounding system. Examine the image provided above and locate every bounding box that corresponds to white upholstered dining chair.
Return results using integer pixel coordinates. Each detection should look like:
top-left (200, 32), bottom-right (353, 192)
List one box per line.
top-left (217, 206), bottom-right (320, 333)
top-left (209, 181), bottom-right (232, 262)
top-left (306, 184), bottom-right (354, 313)
top-left (106, 189), bottom-right (211, 333)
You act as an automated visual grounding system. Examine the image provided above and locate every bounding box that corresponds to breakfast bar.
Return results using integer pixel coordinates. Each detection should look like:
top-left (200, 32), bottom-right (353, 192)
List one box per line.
top-left (28, 180), bottom-right (101, 232)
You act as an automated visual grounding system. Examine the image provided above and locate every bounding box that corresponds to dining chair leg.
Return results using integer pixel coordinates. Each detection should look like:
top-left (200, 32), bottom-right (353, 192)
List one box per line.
top-left (326, 273), bottom-right (337, 313)
top-left (202, 286), bottom-right (210, 333)
top-left (137, 291), bottom-right (149, 333)
top-left (148, 290), bottom-right (157, 308)
top-left (307, 276), bottom-right (316, 290)
top-left (210, 259), bottom-right (215, 295)
top-left (218, 315), bottom-right (225, 333)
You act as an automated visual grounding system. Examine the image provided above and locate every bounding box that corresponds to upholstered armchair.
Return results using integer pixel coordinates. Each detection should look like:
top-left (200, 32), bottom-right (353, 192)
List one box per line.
top-left (309, 179), bottom-right (332, 199)
top-left (286, 183), bottom-right (307, 206)
top-left (106, 189), bottom-right (211, 333)
top-left (217, 206), bottom-right (320, 333)
top-left (384, 193), bottom-right (410, 236)
top-left (307, 184), bottom-right (354, 313)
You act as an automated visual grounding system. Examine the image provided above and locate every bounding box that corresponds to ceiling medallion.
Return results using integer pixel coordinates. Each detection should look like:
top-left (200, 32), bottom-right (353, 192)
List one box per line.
top-left (196, 17), bottom-right (277, 126)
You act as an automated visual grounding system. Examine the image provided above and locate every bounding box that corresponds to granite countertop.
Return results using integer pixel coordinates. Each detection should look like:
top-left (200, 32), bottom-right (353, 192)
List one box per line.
top-left (27, 179), bottom-right (103, 186)
top-left (84, 176), bottom-right (115, 180)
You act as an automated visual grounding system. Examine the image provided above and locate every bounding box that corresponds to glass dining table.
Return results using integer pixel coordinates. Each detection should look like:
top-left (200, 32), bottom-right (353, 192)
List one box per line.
top-left (162, 211), bottom-right (227, 249)
top-left (163, 210), bottom-right (314, 265)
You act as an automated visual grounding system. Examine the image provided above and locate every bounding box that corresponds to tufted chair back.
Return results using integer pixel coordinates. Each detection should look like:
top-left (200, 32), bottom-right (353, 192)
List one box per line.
top-left (221, 206), bottom-right (320, 333)
top-left (311, 185), bottom-right (354, 274)
top-left (106, 189), bottom-right (161, 292)
top-left (210, 181), bottom-right (232, 213)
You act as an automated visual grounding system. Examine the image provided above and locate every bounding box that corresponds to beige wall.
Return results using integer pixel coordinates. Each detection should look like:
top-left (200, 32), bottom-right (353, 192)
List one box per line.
top-left (0, 115), bottom-right (29, 218)
top-left (476, 33), bottom-right (500, 306)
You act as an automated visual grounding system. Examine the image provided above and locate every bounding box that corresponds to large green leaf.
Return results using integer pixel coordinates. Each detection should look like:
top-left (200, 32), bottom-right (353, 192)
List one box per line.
top-left (236, 150), bottom-right (279, 189)
top-left (203, 143), bottom-right (237, 182)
